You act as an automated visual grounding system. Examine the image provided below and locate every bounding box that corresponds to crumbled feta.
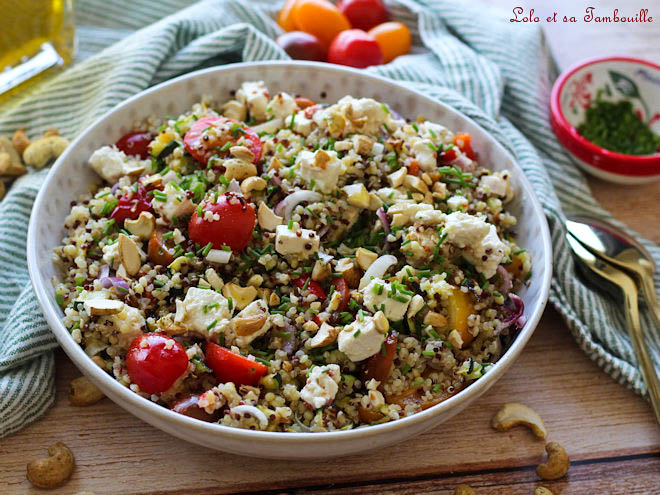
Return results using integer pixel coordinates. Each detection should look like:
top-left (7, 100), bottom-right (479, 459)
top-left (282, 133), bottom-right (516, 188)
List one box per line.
top-left (362, 278), bottom-right (411, 321)
top-left (152, 182), bottom-right (195, 221)
top-left (236, 81), bottom-right (269, 122)
top-left (388, 202), bottom-right (433, 227)
top-left (300, 364), bottom-right (341, 409)
top-left (447, 195), bottom-right (469, 211)
top-left (284, 112), bottom-right (314, 136)
top-left (338, 314), bottom-right (387, 361)
top-left (443, 212), bottom-right (507, 278)
top-left (337, 96), bottom-right (391, 135)
top-left (275, 224), bottom-right (320, 258)
top-left (478, 173), bottom-right (512, 201)
top-left (89, 146), bottom-right (150, 183)
top-left (268, 92), bottom-right (297, 119)
top-left (296, 149), bottom-right (342, 193)
top-left (410, 139), bottom-right (437, 172)
top-left (174, 287), bottom-right (232, 337)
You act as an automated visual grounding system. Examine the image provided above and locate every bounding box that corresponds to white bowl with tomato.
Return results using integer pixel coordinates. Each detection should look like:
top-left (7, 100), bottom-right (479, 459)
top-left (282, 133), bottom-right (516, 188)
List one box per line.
top-left (28, 61), bottom-right (551, 459)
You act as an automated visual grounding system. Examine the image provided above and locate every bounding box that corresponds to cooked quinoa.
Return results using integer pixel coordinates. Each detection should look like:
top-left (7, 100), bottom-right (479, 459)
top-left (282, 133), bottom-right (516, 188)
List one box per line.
top-left (53, 81), bottom-right (531, 432)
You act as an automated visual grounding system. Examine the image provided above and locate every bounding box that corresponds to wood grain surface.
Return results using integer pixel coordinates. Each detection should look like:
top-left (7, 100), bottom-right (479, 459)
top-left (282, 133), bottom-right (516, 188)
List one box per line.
top-left (2, 1), bottom-right (660, 493)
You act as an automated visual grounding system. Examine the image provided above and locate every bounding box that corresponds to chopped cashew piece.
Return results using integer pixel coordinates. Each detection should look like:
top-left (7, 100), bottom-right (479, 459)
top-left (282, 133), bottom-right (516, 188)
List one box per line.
top-left (343, 183), bottom-right (370, 208)
top-left (309, 322), bottom-right (339, 348)
top-left (124, 212), bottom-right (155, 240)
top-left (84, 299), bottom-right (124, 316)
top-left (26, 442), bottom-right (75, 489)
top-left (68, 376), bottom-right (105, 406)
top-left (491, 402), bottom-right (547, 439)
top-left (355, 247), bottom-right (378, 270)
top-left (312, 259), bottom-right (331, 281)
top-left (423, 311), bottom-right (447, 328)
top-left (335, 257), bottom-right (360, 288)
top-left (241, 176), bottom-right (266, 195)
top-left (536, 442), bottom-right (570, 480)
top-left (23, 135), bottom-right (69, 169)
top-left (118, 233), bottom-right (141, 276)
top-left (454, 485), bottom-right (475, 495)
top-left (258, 202), bottom-right (283, 231)
top-left (388, 167), bottom-right (407, 188)
top-left (230, 145), bottom-right (255, 162)
top-left (223, 158), bottom-right (257, 181)
top-left (407, 294), bottom-right (425, 318)
top-left (222, 283), bottom-right (257, 310)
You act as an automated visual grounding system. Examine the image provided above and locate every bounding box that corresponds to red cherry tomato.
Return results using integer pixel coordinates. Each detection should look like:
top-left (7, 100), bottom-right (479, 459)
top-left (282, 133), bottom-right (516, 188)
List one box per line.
top-left (188, 192), bottom-right (256, 252)
top-left (110, 186), bottom-right (152, 223)
top-left (115, 131), bottom-right (153, 159)
top-left (293, 275), bottom-right (327, 300)
top-left (363, 332), bottom-right (397, 382)
top-left (453, 132), bottom-right (476, 160)
top-left (277, 31), bottom-right (327, 62)
top-left (126, 333), bottom-right (189, 395)
top-left (183, 116), bottom-right (262, 166)
top-left (206, 343), bottom-right (269, 386)
top-left (439, 146), bottom-right (458, 164)
top-left (328, 29), bottom-right (383, 68)
top-left (337, 0), bottom-right (388, 31)
top-left (330, 276), bottom-right (350, 312)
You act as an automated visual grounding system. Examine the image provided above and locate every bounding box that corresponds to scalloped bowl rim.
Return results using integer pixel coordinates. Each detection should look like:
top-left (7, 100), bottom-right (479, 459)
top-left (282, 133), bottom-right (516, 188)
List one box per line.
top-left (27, 61), bottom-right (552, 457)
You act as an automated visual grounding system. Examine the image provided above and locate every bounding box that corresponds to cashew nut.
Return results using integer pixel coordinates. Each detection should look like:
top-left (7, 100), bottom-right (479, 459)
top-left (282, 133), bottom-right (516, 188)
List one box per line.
top-left (352, 134), bottom-right (374, 155)
top-left (223, 283), bottom-right (257, 310)
top-left (230, 145), bottom-right (255, 162)
top-left (23, 135), bottom-right (70, 169)
top-left (257, 202), bottom-right (283, 231)
top-left (373, 311), bottom-right (389, 334)
top-left (240, 176), bottom-right (266, 196)
top-left (309, 322), bottom-right (339, 348)
top-left (454, 485), bottom-right (475, 495)
top-left (69, 376), bottom-right (105, 406)
top-left (423, 310), bottom-right (448, 328)
top-left (26, 442), bottom-right (75, 489)
top-left (223, 158), bottom-right (257, 181)
top-left (536, 442), bottom-right (569, 480)
top-left (388, 167), bottom-right (407, 188)
top-left (312, 259), bottom-right (331, 281)
top-left (0, 136), bottom-right (26, 176)
top-left (335, 257), bottom-right (360, 288)
top-left (491, 402), bottom-right (547, 440)
top-left (404, 175), bottom-right (429, 194)
top-left (233, 313), bottom-right (267, 336)
top-left (535, 487), bottom-right (554, 495)
top-left (355, 247), bottom-right (378, 270)
top-left (118, 233), bottom-right (141, 276)
top-left (125, 211), bottom-right (155, 240)
top-left (12, 128), bottom-right (30, 155)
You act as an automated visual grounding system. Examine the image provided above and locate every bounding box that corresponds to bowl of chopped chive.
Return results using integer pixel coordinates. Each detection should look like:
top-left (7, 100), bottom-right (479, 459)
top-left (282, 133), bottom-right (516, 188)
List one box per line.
top-left (551, 56), bottom-right (660, 184)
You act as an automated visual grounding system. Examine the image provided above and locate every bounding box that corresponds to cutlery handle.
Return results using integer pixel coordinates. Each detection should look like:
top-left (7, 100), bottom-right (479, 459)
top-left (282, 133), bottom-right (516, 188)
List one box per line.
top-left (623, 279), bottom-right (660, 426)
top-left (638, 273), bottom-right (660, 334)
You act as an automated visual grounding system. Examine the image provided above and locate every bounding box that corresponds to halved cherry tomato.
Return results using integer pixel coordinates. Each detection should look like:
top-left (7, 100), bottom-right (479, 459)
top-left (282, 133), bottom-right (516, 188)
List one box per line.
top-left (110, 186), bottom-right (152, 223)
top-left (188, 192), bottom-right (256, 252)
top-left (363, 333), bottom-right (397, 383)
top-left (295, 96), bottom-right (317, 109)
top-left (277, 0), bottom-right (301, 31)
top-left (148, 227), bottom-right (175, 266)
top-left (206, 343), bottom-right (269, 386)
top-left (368, 21), bottom-right (411, 63)
top-left (453, 132), bottom-right (476, 160)
top-left (126, 333), bottom-right (189, 395)
top-left (170, 394), bottom-right (221, 422)
top-left (439, 146), bottom-right (459, 164)
top-left (291, 0), bottom-right (351, 48)
top-left (293, 275), bottom-right (326, 300)
top-left (115, 131), bottom-right (153, 159)
top-left (183, 116), bottom-right (262, 166)
top-left (337, 0), bottom-right (388, 31)
top-left (328, 29), bottom-right (384, 69)
top-left (406, 159), bottom-right (420, 177)
top-left (330, 276), bottom-right (350, 312)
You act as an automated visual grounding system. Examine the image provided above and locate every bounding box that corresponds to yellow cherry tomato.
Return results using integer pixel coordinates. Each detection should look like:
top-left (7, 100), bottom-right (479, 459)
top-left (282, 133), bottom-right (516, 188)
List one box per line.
top-left (291, 0), bottom-right (351, 48)
top-left (368, 21), bottom-right (411, 63)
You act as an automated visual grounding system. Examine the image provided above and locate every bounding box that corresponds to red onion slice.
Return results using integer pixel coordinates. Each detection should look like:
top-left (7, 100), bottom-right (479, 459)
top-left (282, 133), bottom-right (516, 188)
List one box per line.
top-left (501, 293), bottom-right (525, 329)
top-left (100, 276), bottom-right (130, 295)
top-left (376, 207), bottom-right (390, 235)
top-left (496, 265), bottom-right (513, 293)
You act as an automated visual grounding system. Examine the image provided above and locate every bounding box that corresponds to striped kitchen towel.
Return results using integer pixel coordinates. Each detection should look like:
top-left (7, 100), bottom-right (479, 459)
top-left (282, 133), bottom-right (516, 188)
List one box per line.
top-left (1, 0), bottom-right (658, 438)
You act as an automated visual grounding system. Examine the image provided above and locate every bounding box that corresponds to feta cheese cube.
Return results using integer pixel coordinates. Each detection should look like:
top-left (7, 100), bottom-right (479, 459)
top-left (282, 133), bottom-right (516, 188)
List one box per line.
top-left (275, 224), bottom-right (320, 258)
top-left (89, 146), bottom-right (150, 183)
top-left (296, 149), bottom-right (342, 193)
top-left (361, 278), bottom-right (411, 322)
top-left (300, 364), bottom-right (341, 409)
top-left (338, 314), bottom-right (387, 361)
top-left (152, 182), bottom-right (195, 221)
top-left (174, 287), bottom-right (232, 337)
top-left (444, 212), bottom-right (491, 247)
top-left (236, 81), bottom-right (270, 122)
top-left (284, 112), bottom-right (314, 136)
top-left (410, 139), bottom-right (437, 172)
top-left (447, 195), bottom-right (469, 211)
top-left (268, 92), bottom-right (297, 119)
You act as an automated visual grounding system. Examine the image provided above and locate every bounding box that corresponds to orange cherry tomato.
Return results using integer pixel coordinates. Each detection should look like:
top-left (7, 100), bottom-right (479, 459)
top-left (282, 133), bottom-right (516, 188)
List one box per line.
top-left (291, 0), bottom-right (351, 48)
top-left (368, 21), bottom-right (411, 64)
top-left (363, 333), bottom-right (397, 383)
top-left (277, 0), bottom-right (301, 31)
top-left (406, 158), bottom-right (420, 177)
top-left (148, 228), bottom-right (175, 266)
top-left (453, 132), bottom-right (476, 160)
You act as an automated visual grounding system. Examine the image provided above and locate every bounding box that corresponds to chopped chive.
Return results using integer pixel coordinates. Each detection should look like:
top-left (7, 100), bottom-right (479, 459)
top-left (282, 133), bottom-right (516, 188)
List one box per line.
top-left (422, 350), bottom-right (435, 357)
top-left (206, 320), bottom-right (218, 331)
top-left (353, 329), bottom-right (361, 338)
top-left (227, 297), bottom-right (233, 311)
top-left (413, 379), bottom-right (425, 386)
top-left (400, 364), bottom-right (411, 374)
top-left (412, 122), bottom-right (419, 132)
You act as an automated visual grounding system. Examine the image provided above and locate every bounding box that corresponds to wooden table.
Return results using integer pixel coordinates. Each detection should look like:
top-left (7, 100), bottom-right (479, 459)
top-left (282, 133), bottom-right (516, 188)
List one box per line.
top-left (2, 2), bottom-right (660, 493)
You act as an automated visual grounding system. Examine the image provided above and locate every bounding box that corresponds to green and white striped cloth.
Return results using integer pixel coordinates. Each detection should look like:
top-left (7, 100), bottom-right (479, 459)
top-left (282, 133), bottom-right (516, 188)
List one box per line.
top-left (1, 0), bottom-right (659, 438)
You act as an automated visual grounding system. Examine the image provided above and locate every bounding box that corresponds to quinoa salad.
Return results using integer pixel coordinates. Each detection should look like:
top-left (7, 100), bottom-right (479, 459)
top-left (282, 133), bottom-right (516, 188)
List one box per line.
top-left (53, 81), bottom-right (531, 432)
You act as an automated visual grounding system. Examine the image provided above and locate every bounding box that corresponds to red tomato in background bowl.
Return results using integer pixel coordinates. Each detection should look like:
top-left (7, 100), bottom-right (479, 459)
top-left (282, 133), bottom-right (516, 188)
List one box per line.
top-left (337, 0), bottom-right (388, 31)
top-left (328, 29), bottom-right (383, 68)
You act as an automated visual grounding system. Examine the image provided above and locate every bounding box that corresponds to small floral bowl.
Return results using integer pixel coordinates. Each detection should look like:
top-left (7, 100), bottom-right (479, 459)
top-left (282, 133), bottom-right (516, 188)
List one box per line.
top-left (550, 56), bottom-right (660, 184)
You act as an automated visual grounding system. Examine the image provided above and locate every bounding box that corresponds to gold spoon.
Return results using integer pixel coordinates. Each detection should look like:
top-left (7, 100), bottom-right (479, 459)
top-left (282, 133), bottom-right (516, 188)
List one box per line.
top-left (566, 232), bottom-right (660, 427)
top-left (565, 215), bottom-right (660, 331)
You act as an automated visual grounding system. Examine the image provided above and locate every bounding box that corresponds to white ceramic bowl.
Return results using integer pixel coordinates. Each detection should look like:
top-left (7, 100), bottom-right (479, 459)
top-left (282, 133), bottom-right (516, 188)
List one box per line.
top-left (28, 61), bottom-right (552, 459)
